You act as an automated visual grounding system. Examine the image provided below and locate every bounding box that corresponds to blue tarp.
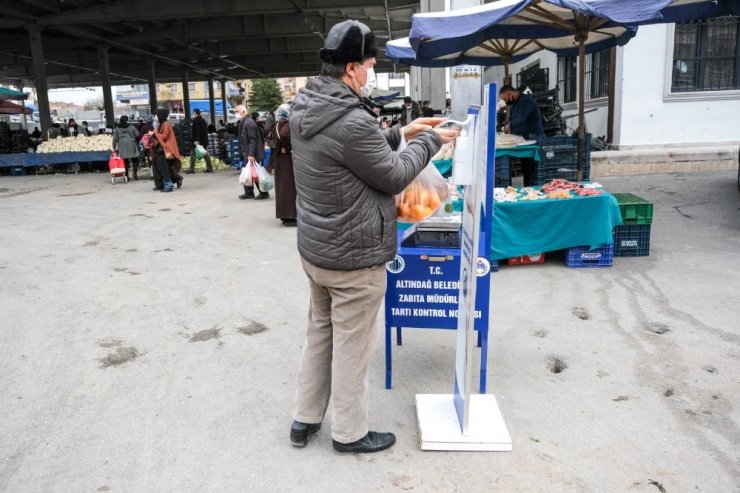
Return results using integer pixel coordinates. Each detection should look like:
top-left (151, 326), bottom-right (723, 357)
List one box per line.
top-left (188, 100), bottom-right (231, 114)
top-left (0, 152), bottom-right (109, 167)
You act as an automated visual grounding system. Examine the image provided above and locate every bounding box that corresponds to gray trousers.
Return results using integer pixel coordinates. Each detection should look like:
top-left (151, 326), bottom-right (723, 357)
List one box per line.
top-left (293, 257), bottom-right (387, 443)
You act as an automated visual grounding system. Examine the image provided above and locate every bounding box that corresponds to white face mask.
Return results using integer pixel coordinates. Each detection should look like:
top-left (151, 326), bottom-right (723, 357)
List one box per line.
top-left (354, 64), bottom-right (376, 99)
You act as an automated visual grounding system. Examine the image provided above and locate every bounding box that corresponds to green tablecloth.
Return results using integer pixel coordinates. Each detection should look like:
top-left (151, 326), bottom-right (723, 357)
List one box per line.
top-left (496, 144), bottom-right (541, 162)
top-left (490, 190), bottom-right (622, 260)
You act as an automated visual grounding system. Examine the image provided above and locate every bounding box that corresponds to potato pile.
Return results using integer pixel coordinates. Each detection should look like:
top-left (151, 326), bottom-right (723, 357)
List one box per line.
top-left (37, 134), bottom-right (111, 153)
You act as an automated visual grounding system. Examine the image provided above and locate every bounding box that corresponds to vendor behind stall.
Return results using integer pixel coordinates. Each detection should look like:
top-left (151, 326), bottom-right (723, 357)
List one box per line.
top-left (500, 84), bottom-right (543, 186)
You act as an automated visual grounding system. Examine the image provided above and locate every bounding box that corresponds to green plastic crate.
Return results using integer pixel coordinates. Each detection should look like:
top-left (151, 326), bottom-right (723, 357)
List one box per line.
top-left (613, 192), bottom-right (653, 225)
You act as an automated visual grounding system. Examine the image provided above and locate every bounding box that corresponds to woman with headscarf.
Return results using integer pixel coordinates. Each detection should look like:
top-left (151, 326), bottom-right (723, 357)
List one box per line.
top-left (270, 103), bottom-right (297, 226)
top-left (148, 109), bottom-right (183, 192)
top-left (112, 115), bottom-right (140, 180)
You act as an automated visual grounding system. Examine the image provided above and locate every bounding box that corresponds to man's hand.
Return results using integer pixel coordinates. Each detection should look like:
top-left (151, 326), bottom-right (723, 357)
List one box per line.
top-left (432, 127), bottom-right (460, 144)
top-left (403, 117), bottom-right (446, 140)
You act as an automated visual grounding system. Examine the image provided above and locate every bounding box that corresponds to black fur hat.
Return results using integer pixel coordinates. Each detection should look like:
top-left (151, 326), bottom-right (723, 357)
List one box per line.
top-left (319, 20), bottom-right (378, 64)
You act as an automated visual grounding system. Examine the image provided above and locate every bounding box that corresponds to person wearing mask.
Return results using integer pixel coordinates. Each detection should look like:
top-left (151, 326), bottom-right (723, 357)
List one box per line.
top-left (148, 109), bottom-right (183, 192)
top-left (421, 100), bottom-right (435, 118)
top-left (269, 103), bottom-right (297, 226)
top-left (67, 118), bottom-right (80, 137)
top-left (236, 108), bottom-right (269, 200)
top-left (399, 96), bottom-right (420, 125)
top-left (186, 108), bottom-right (213, 173)
top-left (112, 115), bottom-right (140, 181)
top-left (499, 84), bottom-right (544, 186)
top-left (288, 19), bottom-right (459, 454)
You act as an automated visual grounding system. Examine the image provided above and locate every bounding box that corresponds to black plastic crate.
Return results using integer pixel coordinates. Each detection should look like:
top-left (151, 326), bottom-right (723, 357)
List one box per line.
top-left (535, 134), bottom-right (591, 185)
top-left (495, 154), bottom-right (511, 187)
top-left (613, 224), bottom-right (651, 257)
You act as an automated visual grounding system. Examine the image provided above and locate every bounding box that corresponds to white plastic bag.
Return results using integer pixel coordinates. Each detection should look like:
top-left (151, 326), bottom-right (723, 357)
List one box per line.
top-left (195, 143), bottom-right (208, 159)
top-left (396, 163), bottom-right (448, 222)
top-left (395, 128), bottom-right (448, 223)
top-left (239, 164), bottom-right (253, 186)
top-left (255, 162), bottom-right (274, 192)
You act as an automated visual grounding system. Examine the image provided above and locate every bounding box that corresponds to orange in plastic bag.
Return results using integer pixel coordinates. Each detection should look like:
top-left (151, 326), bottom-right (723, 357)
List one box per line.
top-left (396, 162), bottom-right (448, 223)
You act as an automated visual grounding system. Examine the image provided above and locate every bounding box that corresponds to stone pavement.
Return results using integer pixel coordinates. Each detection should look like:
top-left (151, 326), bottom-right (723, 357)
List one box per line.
top-left (0, 169), bottom-right (738, 492)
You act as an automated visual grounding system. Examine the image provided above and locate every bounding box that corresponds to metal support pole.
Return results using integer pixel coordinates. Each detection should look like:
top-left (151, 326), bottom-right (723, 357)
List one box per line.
top-left (148, 59), bottom-right (158, 116)
top-left (28, 23), bottom-right (51, 139)
top-left (17, 80), bottom-right (28, 129)
top-left (576, 37), bottom-right (586, 182)
top-left (98, 45), bottom-right (115, 129)
top-left (221, 80), bottom-right (228, 125)
top-left (208, 78), bottom-right (216, 125)
top-left (182, 70), bottom-right (191, 117)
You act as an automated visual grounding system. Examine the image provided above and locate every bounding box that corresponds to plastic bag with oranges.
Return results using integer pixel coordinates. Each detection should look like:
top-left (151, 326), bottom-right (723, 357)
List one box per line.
top-left (396, 163), bottom-right (449, 223)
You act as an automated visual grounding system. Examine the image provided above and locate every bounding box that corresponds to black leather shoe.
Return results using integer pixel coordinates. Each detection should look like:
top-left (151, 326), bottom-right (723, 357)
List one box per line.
top-left (185, 170), bottom-right (195, 174)
top-left (332, 431), bottom-right (396, 454)
top-left (254, 193), bottom-right (269, 200)
top-left (204, 169), bottom-right (213, 173)
top-left (290, 421), bottom-right (321, 448)
top-left (238, 193), bottom-right (254, 200)
top-left (176, 178), bottom-right (183, 188)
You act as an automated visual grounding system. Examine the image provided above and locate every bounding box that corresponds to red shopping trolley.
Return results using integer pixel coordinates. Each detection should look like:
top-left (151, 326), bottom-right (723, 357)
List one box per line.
top-left (108, 151), bottom-right (127, 184)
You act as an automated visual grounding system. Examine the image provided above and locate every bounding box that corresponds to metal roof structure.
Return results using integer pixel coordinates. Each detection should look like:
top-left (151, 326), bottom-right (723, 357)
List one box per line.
top-left (0, 0), bottom-right (419, 87)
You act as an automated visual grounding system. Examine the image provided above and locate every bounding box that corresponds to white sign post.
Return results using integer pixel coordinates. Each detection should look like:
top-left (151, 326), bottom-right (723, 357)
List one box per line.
top-left (416, 83), bottom-right (512, 451)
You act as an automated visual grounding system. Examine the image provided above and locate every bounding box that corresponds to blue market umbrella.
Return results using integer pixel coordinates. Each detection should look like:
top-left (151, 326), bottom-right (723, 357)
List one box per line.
top-left (405, 0), bottom-right (740, 179)
top-left (386, 36), bottom-right (537, 81)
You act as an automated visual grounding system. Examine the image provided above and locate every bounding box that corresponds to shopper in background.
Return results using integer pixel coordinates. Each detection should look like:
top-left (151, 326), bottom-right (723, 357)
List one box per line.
top-left (186, 108), bottom-right (213, 173)
top-left (237, 109), bottom-right (269, 200)
top-left (421, 100), bottom-right (435, 118)
top-left (399, 96), bottom-right (420, 125)
top-left (499, 84), bottom-right (544, 186)
top-left (67, 118), bottom-right (80, 137)
top-left (264, 105), bottom-right (279, 170)
top-left (269, 103), bottom-right (297, 226)
top-left (112, 115), bottom-right (140, 181)
top-left (80, 121), bottom-right (92, 137)
top-left (149, 108), bottom-right (183, 192)
top-left (288, 19), bottom-right (458, 454)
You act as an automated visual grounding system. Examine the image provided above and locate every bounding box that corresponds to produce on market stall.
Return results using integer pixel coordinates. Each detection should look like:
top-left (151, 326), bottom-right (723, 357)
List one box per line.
top-left (494, 179), bottom-right (603, 203)
top-left (36, 134), bottom-right (111, 153)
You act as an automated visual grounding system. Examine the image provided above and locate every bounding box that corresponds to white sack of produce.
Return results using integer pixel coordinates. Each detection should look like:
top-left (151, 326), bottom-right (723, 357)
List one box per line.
top-left (36, 134), bottom-right (111, 153)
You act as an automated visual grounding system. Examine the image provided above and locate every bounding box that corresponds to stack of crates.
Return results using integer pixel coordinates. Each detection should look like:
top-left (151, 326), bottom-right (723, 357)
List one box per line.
top-left (173, 120), bottom-right (192, 157)
top-left (534, 133), bottom-right (591, 185)
top-left (494, 155), bottom-right (511, 187)
top-left (613, 193), bottom-right (653, 256)
top-left (206, 133), bottom-right (222, 159)
top-left (224, 138), bottom-right (241, 166)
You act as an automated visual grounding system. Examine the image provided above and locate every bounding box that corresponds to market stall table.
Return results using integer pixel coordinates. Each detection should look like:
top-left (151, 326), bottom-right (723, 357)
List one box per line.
top-left (490, 188), bottom-right (622, 260)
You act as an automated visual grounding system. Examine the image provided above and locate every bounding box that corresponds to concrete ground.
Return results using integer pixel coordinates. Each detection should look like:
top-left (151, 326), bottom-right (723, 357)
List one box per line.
top-left (0, 169), bottom-right (738, 493)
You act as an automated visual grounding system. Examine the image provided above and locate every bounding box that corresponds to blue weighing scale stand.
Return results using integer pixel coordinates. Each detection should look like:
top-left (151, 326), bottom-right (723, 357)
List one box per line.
top-left (384, 83), bottom-right (512, 451)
